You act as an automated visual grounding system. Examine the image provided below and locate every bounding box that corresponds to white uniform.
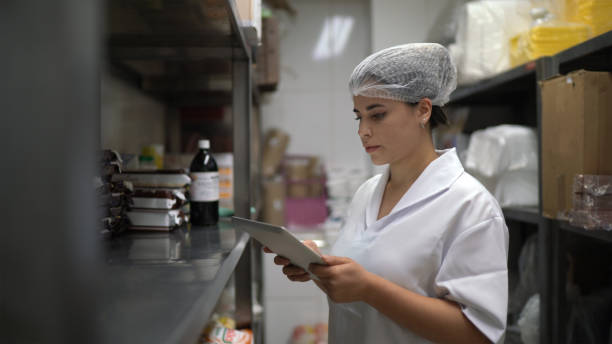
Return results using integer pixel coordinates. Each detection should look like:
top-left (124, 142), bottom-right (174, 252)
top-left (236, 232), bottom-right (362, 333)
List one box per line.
top-left (328, 148), bottom-right (509, 343)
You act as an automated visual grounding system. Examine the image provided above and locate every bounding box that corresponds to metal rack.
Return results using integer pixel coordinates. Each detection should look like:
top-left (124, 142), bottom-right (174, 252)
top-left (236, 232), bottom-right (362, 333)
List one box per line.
top-left (447, 30), bottom-right (612, 344)
top-left (102, 0), bottom-right (261, 343)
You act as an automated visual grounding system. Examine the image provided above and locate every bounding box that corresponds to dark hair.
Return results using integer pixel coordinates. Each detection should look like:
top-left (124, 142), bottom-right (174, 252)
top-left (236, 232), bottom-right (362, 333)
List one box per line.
top-left (407, 102), bottom-right (448, 130)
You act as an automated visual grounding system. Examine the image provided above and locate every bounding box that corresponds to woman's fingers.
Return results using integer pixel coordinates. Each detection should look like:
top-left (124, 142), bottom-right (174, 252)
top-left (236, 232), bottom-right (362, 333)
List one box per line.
top-left (262, 246), bottom-right (273, 253)
top-left (283, 264), bottom-right (307, 276)
top-left (288, 272), bottom-right (311, 282)
top-left (302, 240), bottom-right (322, 255)
top-left (273, 255), bottom-right (291, 266)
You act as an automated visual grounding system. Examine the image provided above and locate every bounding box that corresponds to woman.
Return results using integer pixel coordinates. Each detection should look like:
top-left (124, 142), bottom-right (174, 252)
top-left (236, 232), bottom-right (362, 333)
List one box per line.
top-left (267, 43), bottom-right (508, 343)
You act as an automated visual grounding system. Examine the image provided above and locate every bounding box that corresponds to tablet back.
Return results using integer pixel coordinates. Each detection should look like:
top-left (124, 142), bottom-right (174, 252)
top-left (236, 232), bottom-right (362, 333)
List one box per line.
top-left (231, 217), bottom-right (325, 272)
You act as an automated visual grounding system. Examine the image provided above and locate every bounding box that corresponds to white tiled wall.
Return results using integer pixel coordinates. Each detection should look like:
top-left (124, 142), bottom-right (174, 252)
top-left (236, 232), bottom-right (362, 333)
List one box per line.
top-left (370, 0), bottom-right (457, 51)
top-left (260, 0), bottom-right (371, 171)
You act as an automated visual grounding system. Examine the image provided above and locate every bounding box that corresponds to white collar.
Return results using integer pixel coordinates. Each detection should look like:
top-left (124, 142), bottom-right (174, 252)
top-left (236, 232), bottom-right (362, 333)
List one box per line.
top-left (365, 148), bottom-right (465, 227)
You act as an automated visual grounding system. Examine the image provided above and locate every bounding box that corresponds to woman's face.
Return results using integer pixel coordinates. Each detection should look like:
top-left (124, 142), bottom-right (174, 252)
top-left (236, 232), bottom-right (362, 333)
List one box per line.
top-left (353, 95), bottom-right (430, 165)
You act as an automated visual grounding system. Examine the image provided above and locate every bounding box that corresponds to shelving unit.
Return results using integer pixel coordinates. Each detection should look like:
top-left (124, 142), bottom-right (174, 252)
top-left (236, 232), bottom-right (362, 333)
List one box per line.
top-left (99, 221), bottom-right (249, 343)
top-left (101, 0), bottom-right (262, 343)
top-left (447, 30), bottom-right (612, 344)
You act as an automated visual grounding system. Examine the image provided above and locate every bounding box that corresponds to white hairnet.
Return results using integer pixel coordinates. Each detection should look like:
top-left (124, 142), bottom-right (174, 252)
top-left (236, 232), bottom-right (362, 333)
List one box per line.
top-left (349, 43), bottom-right (457, 106)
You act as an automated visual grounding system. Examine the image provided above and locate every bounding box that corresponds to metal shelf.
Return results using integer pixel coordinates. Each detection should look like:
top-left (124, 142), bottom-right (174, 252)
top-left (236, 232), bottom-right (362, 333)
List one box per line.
top-left (503, 206), bottom-right (541, 225)
top-left (98, 220), bottom-right (250, 344)
top-left (557, 30), bottom-right (612, 73)
top-left (106, 0), bottom-right (252, 100)
top-left (449, 61), bottom-right (537, 105)
top-left (559, 220), bottom-right (612, 244)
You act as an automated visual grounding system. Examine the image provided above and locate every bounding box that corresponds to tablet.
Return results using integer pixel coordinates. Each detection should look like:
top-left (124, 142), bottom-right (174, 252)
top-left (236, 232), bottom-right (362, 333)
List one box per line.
top-left (231, 217), bottom-right (326, 275)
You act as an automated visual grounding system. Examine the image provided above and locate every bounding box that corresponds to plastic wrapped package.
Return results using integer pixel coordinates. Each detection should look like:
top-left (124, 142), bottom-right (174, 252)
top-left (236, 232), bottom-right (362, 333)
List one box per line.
top-left (509, 235), bottom-right (539, 316)
top-left (518, 294), bottom-right (540, 344)
top-left (464, 125), bottom-right (538, 207)
top-left (449, 0), bottom-right (531, 84)
top-left (527, 19), bottom-right (591, 58)
top-left (573, 194), bottom-right (612, 211)
top-left (465, 125), bottom-right (538, 178)
top-left (569, 210), bottom-right (612, 230)
top-left (569, 175), bottom-right (612, 230)
top-left (573, 174), bottom-right (612, 197)
top-left (494, 170), bottom-right (539, 207)
top-left (566, 0), bottom-right (612, 36)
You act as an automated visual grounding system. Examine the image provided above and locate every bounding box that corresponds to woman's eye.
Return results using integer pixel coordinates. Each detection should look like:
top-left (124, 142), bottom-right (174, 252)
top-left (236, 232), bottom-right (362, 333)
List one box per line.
top-left (354, 116), bottom-right (361, 121)
top-left (371, 113), bottom-right (386, 120)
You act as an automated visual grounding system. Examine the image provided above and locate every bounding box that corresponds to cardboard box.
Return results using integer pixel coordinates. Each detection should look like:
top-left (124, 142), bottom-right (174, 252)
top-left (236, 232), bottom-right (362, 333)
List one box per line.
top-left (235, 0), bottom-right (261, 44)
top-left (263, 176), bottom-right (285, 226)
top-left (541, 70), bottom-right (612, 219)
top-left (262, 129), bottom-right (289, 177)
top-left (256, 17), bottom-right (279, 90)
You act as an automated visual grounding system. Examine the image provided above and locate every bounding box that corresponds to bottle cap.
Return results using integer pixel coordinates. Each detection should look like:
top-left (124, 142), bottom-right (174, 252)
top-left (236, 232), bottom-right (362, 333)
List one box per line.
top-left (198, 140), bottom-right (210, 149)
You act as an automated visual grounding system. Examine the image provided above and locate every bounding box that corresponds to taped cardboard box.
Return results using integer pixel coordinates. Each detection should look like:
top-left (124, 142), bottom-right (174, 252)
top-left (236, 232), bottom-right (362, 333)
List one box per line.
top-left (262, 129), bottom-right (289, 177)
top-left (541, 70), bottom-right (612, 219)
top-left (263, 176), bottom-right (285, 226)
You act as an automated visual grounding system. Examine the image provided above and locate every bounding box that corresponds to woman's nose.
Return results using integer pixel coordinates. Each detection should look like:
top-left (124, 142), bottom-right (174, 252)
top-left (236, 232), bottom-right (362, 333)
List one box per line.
top-left (358, 122), bottom-right (371, 139)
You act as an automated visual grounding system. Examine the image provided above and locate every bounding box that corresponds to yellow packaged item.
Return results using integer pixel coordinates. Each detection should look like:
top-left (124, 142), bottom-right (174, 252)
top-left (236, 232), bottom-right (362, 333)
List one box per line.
top-left (510, 32), bottom-right (531, 67)
top-left (527, 21), bottom-right (591, 58)
top-left (566, 0), bottom-right (612, 36)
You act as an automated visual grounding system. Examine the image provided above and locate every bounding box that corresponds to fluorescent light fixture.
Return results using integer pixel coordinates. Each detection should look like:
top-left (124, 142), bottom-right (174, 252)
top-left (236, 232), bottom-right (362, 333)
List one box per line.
top-left (313, 16), bottom-right (355, 60)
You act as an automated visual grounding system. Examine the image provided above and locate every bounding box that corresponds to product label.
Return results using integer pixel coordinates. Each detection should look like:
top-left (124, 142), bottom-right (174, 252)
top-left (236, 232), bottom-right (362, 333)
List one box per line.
top-left (190, 172), bottom-right (219, 202)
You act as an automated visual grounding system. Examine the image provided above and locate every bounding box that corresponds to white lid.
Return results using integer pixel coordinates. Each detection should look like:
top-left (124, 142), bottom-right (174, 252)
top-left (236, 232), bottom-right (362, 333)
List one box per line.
top-left (198, 140), bottom-right (210, 149)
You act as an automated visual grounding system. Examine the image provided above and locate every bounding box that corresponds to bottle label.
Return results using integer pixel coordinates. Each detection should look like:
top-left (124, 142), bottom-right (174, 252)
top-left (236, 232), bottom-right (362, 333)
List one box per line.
top-left (190, 172), bottom-right (219, 202)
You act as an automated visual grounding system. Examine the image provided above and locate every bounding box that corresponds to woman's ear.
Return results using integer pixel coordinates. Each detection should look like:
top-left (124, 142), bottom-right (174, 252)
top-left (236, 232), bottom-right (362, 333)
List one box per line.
top-left (417, 98), bottom-right (432, 124)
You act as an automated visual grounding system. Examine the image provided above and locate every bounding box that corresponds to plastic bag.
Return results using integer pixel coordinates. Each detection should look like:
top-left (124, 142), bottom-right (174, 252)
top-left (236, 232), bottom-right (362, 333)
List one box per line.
top-left (569, 175), bottom-right (612, 230)
top-left (518, 294), bottom-right (540, 344)
top-left (450, 0), bottom-right (531, 84)
top-left (464, 125), bottom-right (539, 207)
top-left (565, 0), bottom-right (612, 36)
top-left (509, 235), bottom-right (539, 315)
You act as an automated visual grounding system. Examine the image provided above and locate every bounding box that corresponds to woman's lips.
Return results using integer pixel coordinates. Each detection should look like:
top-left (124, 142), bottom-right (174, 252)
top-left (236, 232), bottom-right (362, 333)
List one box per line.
top-left (365, 145), bottom-right (380, 153)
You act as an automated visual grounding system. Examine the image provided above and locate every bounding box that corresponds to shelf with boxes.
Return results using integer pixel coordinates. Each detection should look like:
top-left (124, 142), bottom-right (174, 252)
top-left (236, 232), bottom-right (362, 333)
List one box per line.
top-left (447, 28), bottom-right (612, 344)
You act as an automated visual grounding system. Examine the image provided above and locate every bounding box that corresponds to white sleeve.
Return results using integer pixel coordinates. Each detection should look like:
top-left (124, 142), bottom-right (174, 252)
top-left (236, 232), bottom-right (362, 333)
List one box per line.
top-left (434, 216), bottom-right (509, 343)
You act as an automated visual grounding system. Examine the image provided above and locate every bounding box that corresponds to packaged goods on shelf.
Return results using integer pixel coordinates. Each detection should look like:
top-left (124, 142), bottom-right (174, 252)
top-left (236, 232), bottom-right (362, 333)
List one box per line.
top-left (282, 156), bottom-right (327, 228)
top-left (568, 210), bottom-right (612, 230)
top-left (201, 320), bottom-right (253, 344)
top-left (262, 128), bottom-right (289, 177)
top-left (541, 70), bottom-right (612, 219)
top-left (126, 209), bottom-right (187, 230)
top-left (569, 174), bottom-right (612, 230)
top-left (290, 323), bottom-right (328, 344)
top-left (262, 176), bottom-right (285, 226)
top-left (112, 170), bottom-right (191, 188)
top-left (214, 153), bottom-right (234, 211)
top-left (131, 189), bottom-right (186, 210)
top-left (97, 150), bottom-right (133, 235)
top-left (527, 20), bottom-right (591, 59)
top-left (464, 125), bottom-right (538, 207)
top-left (517, 294), bottom-right (540, 344)
top-left (325, 166), bottom-right (368, 224)
top-left (573, 174), bottom-right (612, 197)
top-left (565, 0), bottom-right (612, 36)
top-left (449, 1), bottom-right (530, 84)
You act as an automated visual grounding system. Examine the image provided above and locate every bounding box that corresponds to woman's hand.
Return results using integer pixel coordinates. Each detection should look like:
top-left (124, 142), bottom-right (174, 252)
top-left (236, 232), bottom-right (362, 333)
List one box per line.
top-left (263, 240), bottom-right (321, 282)
top-left (309, 256), bottom-right (372, 303)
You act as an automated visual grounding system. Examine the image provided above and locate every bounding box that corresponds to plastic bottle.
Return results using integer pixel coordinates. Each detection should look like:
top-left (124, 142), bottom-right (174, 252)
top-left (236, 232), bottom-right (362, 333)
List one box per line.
top-left (189, 139), bottom-right (219, 226)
